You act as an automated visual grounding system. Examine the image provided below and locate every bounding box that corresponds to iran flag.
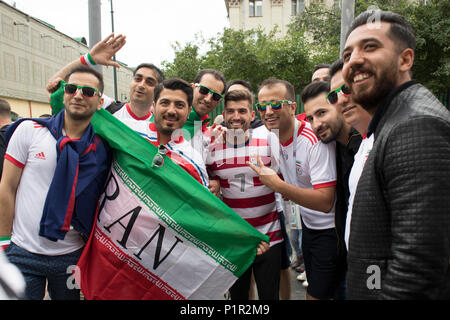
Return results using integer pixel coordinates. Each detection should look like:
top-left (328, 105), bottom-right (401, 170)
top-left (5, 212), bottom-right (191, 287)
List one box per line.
top-left (51, 85), bottom-right (268, 300)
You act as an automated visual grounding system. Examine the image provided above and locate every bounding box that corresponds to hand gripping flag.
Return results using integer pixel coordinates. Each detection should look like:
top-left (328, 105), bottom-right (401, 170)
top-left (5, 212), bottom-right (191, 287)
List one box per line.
top-left (51, 85), bottom-right (269, 300)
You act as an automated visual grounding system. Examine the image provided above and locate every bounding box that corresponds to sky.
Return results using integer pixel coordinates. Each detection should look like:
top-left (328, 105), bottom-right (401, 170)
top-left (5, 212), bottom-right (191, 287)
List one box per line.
top-left (7, 0), bottom-right (230, 68)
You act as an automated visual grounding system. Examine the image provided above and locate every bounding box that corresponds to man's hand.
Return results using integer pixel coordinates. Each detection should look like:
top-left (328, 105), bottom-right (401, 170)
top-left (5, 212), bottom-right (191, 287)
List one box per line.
top-left (46, 77), bottom-right (63, 94)
top-left (209, 123), bottom-right (227, 144)
top-left (90, 33), bottom-right (126, 68)
top-left (256, 241), bottom-right (270, 255)
top-left (247, 154), bottom-right (281, 191)
top-left (208, 179), bottom-right (221, 198)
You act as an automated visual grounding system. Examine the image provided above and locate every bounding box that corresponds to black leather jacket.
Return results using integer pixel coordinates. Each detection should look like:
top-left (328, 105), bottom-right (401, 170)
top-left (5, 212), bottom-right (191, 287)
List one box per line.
top-left (347, 81), bottom-right (450, 299)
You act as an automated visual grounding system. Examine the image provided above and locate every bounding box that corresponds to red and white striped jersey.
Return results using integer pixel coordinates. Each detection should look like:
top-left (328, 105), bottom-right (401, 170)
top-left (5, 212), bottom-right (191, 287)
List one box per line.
top-left (206, 126), bottom-right (283, 247)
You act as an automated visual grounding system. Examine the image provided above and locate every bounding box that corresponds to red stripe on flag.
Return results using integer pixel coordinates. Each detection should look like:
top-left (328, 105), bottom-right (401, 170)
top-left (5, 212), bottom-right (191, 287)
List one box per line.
top-left (223, 193), bottom-right (275, 209)
top-left (78, 227), bottom-right (185, 300)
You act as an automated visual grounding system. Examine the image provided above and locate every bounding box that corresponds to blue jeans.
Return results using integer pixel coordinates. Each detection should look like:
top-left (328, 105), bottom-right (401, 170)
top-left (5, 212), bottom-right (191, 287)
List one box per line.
top-left (5, 242), bottom-right (83, 300)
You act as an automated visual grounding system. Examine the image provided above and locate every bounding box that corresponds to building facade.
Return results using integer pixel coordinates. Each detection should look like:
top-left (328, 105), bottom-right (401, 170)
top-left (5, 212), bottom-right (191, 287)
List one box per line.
top-left (225, 0), bottom-right (337, 36)
top-left (0, 0), bottom-right (133, 118)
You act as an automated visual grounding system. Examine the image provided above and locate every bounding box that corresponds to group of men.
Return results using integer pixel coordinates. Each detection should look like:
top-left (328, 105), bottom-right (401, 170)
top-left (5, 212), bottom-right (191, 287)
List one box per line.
top-left (0, 9), bottom-right (449, 300)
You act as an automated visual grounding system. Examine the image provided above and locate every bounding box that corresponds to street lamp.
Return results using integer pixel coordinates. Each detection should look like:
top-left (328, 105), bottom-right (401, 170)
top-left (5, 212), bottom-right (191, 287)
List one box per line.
top-left (110, 0), bottom-right (118, 101)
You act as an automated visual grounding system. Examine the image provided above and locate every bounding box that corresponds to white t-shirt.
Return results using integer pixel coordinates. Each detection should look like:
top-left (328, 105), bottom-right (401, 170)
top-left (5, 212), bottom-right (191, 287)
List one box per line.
top-left (345, 133), bottom-right (374, 250)
top-left (102, 95), bottom-right (152, 132)
top-left (206, 126), bottom-right (282, 246)
top-left (270, 119), bottom-right (337, 230)
top-left (5, 121), bottom-right (85, 255)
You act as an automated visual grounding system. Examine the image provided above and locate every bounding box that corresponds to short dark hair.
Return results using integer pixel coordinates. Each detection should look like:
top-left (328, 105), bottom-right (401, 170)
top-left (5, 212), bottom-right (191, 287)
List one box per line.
top-left (346, 10), bottom-right (416, 52)
top-left (313, 63), bottom-right (331, 74)
top-left (65, 65), bottom-right (104, 93)
top-left (153, 78), bottom-right (193, 107)
top-left (329, 58), bottom-right (344, 80)
top-left (0, 99), bottom-right (11, 118)
top-left (258, 78), bottom-right (295, 101)
top-left (226, 79), bottom-right (253, 94)
top-left (301, 81), bottom-right (330, 104)
top-left (224, 90), bottom-right (253, 111)
top-left (134, 63), bottom-right (165, 84)
top-left (193, 69), bottom-right (226, 94)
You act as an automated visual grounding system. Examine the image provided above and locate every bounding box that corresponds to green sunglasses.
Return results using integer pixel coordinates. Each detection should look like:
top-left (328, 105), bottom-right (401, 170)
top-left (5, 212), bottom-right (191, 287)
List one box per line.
top-left (194, 83), bottom-right (224, 102)
top-left (63, 82), bottom-right (101, 98)
top-left (326, 83), bottom-right (351, 105)
top-left (255, 100), bottom-right (293, 112)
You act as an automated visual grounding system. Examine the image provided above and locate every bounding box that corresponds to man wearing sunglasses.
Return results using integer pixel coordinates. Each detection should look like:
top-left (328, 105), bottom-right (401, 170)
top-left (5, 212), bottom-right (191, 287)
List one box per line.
top-left (0, 66), bottom-right (112, 299)
top-left (47, 33), bottom-right (164, 131)
top-left (206, 89), bottom-right (279, 300)
top-left (183, 70), bottom-right (226, 158)
top-left (248, 78), bottom-right (338, 300)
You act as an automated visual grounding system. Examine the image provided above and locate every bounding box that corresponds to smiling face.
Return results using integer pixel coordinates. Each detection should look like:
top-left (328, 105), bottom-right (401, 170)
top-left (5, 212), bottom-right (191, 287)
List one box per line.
top-left (63, 72), bottom-right (103, 121)
top-left (223, 99), bottom-right (255, 132)
top-left (257, 83), bottom-right (296, 135)
top-left (304, 92), bottom-right (345, 144)
top-left (342, 22), bottom-right (403, 113)
top-left (192, 73), bottom-right (225, 118)
top-left (129, 67), bottom-right (159, 108)
top-left (153, 88), bottom-right (191, 140)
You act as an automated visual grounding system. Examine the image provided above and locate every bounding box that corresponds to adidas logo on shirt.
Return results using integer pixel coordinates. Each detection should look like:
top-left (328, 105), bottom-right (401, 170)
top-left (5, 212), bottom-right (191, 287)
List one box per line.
top-left (35, 152), bottom-right (46, 160)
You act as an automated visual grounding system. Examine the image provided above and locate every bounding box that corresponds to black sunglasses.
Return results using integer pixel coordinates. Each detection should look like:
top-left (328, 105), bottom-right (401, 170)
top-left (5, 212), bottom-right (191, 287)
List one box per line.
top-left (64, 83), bottom-right (100, 98)
top-left (194, 83), bottom-right (223, 102)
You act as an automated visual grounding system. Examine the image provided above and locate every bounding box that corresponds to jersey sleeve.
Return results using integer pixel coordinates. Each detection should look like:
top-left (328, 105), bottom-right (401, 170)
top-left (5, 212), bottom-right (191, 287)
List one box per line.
top-left (307, 140), bottom-right (337, 189)
top-left (5, 121), bottom-right (34, 169)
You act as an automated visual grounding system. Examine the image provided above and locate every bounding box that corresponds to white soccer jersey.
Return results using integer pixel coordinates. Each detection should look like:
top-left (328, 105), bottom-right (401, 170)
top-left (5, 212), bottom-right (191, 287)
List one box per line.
top-left (206, 126), bottom-right (282, 246)
top-left (5, 121), bottom-right (85, 255)
top-left (345, 133), bottom-right (374, 250)
top-left (122, 120), bottom-right (209, 188)
top-left (270, 119), bottom-right (337, 230)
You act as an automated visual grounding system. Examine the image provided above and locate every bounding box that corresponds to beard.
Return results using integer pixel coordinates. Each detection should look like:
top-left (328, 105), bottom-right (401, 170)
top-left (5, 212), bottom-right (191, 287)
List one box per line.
top-left (350, 61), bottom-right (398, 113)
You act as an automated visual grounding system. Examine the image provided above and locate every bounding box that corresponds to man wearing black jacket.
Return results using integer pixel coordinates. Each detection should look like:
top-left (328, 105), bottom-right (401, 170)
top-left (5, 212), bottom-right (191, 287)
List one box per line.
top-left (342, 10), bottom-right (450, 299)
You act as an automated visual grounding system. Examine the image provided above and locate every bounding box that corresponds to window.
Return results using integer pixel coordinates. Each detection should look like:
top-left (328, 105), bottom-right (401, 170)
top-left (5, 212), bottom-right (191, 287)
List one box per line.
top-left (249, 0), bottom-right (262, 17)
top-left (3, 53), bottom-right (16, 81)
top-left (291, 0), bottom-right (305, 16)
top-left (19, 57), bottom-right (30, 84)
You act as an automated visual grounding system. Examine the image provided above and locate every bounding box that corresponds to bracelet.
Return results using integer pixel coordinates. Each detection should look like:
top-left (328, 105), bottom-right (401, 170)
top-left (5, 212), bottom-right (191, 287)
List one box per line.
top-left (0, 236), bottom-right (11, 251)
top-left (80, 52), bottom-right (97, 68)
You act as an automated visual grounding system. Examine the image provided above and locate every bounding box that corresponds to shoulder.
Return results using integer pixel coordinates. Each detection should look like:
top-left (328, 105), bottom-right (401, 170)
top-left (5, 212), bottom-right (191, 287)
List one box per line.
top-left (298, 121), bottom-right (320, 147)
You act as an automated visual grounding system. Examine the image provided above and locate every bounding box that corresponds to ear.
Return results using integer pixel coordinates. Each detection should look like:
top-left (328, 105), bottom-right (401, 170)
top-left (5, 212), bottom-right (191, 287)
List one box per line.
top-left (290, 102), bottom-right (297, 116)
top-left (251, 110), bottom-right (255, 121)
top-left (97, 97), bottom-right (104, 111)
top-left (398, 48), bottom-right (414, 73)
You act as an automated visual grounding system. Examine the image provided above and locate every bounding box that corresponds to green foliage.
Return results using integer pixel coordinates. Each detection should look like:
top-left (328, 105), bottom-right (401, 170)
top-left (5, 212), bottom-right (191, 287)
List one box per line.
top-left (162, 0), bottom-right (448, 97)
top-left (289, 0), bottom-right (449, 94)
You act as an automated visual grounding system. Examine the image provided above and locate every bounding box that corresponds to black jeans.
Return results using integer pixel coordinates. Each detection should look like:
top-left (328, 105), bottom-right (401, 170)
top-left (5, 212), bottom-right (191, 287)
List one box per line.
top-left (229, 242), bottom-right (282, 300)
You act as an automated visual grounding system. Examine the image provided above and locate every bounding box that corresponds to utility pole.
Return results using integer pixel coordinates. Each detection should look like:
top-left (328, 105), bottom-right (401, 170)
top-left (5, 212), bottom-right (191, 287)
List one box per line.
top-left (340, 0), bottom-right (355, 57)
top-left (88, 0), bottom-right (102, 74)
top-left (110, 0), bottom-right (118, 101)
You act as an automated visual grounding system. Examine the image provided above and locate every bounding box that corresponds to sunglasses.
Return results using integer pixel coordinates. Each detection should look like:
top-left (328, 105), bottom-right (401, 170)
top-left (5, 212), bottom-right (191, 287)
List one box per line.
top-left (195, 83), bottom-right (223, 102)
top-left (326, 83), bottom-right (351, 105)
top-left (151, 145), bottom-right (168, 168)
top-left (64, 83), bottom-right (100, 98)
top-left (255, 100), bottom-right (293, 112)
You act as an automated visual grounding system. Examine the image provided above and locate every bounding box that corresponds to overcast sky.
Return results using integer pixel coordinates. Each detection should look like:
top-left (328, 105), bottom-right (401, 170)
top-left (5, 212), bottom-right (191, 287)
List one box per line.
top-left (7, 0), bottom-right (230, 68)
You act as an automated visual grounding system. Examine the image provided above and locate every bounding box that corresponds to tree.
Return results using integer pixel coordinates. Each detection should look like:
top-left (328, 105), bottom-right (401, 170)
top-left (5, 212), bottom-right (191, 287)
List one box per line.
top-left (289, 0), bottom-right (450, 95)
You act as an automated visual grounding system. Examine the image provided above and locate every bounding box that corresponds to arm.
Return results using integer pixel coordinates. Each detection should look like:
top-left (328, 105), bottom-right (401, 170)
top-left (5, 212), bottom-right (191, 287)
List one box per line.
top-left (247, 155), bottom-right (335, 213)
top-left (46, 33), bottom-right (126, 95)
top-left (0, 160), bottom-right (23, 238)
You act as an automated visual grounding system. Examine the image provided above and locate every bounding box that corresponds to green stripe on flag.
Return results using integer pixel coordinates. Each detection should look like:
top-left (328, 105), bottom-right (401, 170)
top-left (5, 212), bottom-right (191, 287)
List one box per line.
top-left (51, 83), bottom-right (269, 277)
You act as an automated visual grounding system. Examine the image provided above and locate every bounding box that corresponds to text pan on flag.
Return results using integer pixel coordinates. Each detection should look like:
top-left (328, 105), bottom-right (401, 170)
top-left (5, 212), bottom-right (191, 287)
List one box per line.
top-left (48, 89), bottom-right (269, 300)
